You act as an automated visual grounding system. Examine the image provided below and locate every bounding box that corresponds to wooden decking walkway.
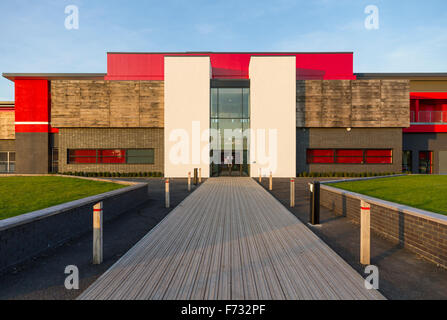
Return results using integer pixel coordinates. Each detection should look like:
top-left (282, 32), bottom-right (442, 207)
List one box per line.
top-left (79, 178), bottom-right (384, 300)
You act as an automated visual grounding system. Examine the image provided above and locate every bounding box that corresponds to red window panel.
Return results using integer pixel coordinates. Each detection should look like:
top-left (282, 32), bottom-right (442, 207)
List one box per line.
top-left (99, 149), bottom-right (126, 164)
top-left (336, 156), bottom-right (363, 164)
top-left (70, 149), bottom-right (97, 157)
top-left (366, 157), bottom-right (392, 164)
top-left (336, 149), bottom-right (363, 157)
top-left (366, 149), bottom-right (392, 157)
top-left (311, 156), bottom-right (335, 163)
top-left (70, 156), bottom-right (97, 164)
top-left (307, 149), bottom-right (334, 164)
top-left (307, 149), bottom-right (334, 157)
top-left (365, 149), bottom-right (392, 164)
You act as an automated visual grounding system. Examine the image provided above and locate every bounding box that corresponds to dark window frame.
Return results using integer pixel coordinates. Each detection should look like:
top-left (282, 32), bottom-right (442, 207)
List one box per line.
top-left (307, 148), bottom-right (393, 165)
top-left (67, 148), bottom-right (155, 165)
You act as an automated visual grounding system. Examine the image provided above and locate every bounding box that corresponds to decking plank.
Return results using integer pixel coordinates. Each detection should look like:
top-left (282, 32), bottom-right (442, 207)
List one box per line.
top-left (78, 178), bottom-right (385, 300)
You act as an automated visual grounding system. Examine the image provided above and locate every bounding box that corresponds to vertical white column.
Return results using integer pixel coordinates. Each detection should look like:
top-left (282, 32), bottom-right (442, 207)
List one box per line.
top-left (249, 56), bottom-right (296, 177)
top-left (164, 56), bottom-right (211, 178)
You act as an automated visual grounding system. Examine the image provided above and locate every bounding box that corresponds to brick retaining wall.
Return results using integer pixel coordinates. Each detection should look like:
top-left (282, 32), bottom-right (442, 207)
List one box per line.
top-left (0, 180), bottom-right (148, 274)
top-left (320, 184), bottom-right (447, 268)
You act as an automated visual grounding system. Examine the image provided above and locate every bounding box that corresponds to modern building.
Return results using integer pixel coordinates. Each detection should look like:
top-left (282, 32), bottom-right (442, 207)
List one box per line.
top-left (1, 52), bottom-right (446, 176)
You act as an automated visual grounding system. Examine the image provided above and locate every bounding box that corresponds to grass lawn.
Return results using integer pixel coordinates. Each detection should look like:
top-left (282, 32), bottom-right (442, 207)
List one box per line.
top-left (0, 176), bottom-right (125, 220)
top-left (328, 175), bottom-right (447, 216)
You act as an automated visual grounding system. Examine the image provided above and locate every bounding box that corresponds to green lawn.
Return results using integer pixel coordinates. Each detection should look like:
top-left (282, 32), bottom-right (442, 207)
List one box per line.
top-left (0, 176), bottom-right (125, 220)
top-left (327, 175), bottom-right (447, 215)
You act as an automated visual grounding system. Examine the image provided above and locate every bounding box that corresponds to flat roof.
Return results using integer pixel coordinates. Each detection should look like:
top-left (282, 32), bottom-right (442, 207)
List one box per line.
top-left (2, 73), bottom-right (106, 81)
top-left (107, 51), bottom-right (354, 55)
top-left (355, 73), bottom-right (447, 80)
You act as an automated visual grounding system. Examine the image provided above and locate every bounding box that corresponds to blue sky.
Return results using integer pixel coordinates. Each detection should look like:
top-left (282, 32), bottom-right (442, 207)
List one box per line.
top-left (0, 0), bottom-right (446, 100)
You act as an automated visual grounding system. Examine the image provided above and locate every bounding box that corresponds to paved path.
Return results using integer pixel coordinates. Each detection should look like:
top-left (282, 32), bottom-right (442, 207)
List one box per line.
top-left (79, 177), bottom-right (384, 300)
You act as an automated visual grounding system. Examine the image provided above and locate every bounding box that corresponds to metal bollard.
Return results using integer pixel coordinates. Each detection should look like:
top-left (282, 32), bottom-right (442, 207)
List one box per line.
top-left (188, 172), bottom-right (191, 191)
top-left (93, 202), bottom-right (103, 264)
top-left (194, 168), bottom-right (198, 185)
top-left (360, 200), bottom-right (371, 265)
top-left (259, 169), bottom-right (262, 183)
top-left (269, 172), bottom-right (272, 191)
top-left (290, 178), bottom-right (295, 207)
top-left (165, 178), bottom-right (170, 208)
top-left (309, 181), bottom-right (320, 225)
top-left (199, 168), bottom-right (202, 183)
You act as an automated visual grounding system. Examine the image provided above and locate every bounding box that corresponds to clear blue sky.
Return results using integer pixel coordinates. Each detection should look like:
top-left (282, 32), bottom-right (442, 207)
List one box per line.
top-left (1, 0), bottom-right (446, 100)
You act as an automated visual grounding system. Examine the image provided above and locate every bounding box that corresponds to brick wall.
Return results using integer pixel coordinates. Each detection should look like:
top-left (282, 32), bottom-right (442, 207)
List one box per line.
top-left (320, 185), bottom-right (447, 268)
top-left (0, 182), bottom-right (148, 274)
top-left (296, 128), bottom-right (402, 173)
top-left (58, 128), bottom-right (164, 173)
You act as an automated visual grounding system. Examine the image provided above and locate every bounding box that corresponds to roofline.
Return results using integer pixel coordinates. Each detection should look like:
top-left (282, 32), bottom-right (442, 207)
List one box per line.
top-left (107, 51), bottom-right (354, 55)
top-left (2, 73), bottom-right (106, 81)
top-left (355, 73), bottom-right (447, 80)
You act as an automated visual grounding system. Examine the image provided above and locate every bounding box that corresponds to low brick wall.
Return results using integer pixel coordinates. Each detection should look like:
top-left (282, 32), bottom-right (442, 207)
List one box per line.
top-left (320, 184), bottom-right (447, 268)
top-left (0, 179), bottom-right (148, 274)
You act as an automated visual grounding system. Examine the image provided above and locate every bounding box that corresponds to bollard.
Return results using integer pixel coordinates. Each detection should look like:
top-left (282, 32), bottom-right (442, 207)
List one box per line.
top-left (165, 178), bottom-right (170, 208)
top-left (269, 172), bottom-right (272, 191)
top-left (290, 178), bottom-right (295, 207)
top-left (360, 200), bottom-right (371, 265)
top-left (199, 168), bottom-right (202, 183)
top-left (93, 202), bottom-right (103, 264)
top-left (188, 172), bottom-right (191, 191)
top-left (259, 169), bottom-right (262, 183)
top-left (194, 168), bottom-right (198, 185)
top-left (310, 181), bottom-right (320, 225)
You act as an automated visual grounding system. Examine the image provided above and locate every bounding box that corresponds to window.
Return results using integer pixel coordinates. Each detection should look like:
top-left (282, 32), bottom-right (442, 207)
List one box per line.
top-left (127, 149), bottom-right (154, 164)
top-left (365, 149), bottom-right (392, 164)
top-left (68, 149), bottom-right (154, 164)
top-left (307, 149), bottom-right (393, 164)
top-left (402, 150), bottom-right (412, 172)
top-left (0, 151), bottom-right (15, 173)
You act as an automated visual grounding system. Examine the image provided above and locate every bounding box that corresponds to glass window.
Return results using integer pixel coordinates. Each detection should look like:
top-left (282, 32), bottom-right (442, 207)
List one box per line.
top-left (402, 150), bottom-right (412, 172)
top-left (127, 149), bottom-right (155, 164)
top-left (211, 88), bottom-right (218, 118)
top-left (365, 149), bottom-right (392, 164)
top-left (218, 88), bottom-right (243, 118)
top-left (243, 88), bottom-right (250, 119)
top-left (307, 149), bottom-right (393, 164)
top-left (67, 149), bottom-right (154, 164)
top-left (99, 149), bottom-right (126, 164)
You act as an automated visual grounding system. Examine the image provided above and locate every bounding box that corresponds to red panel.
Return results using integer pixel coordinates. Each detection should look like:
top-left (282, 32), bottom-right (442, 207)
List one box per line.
top-left (336, 157), bottom-right (363, 164)
top-left (307, 149), bottom-right (334, 157)
top-left (403, 124), bottom-right (447, 133)
top-left (311, 156), bottom-right (335, 163)
top-left (366, 157), bottom-right (392, 164)
top-left (411, 92), bottom-right (447, 100)
top-left (99, 149), bottom-right (126, 163)
top-left (71, 150), bottom-right (97, 156)
top-left (105, 52), bottom-right (355, 80)
top-left (336, 149), bottom-right (363, 157)
top-left (365, 149), bottom-right (391, 157)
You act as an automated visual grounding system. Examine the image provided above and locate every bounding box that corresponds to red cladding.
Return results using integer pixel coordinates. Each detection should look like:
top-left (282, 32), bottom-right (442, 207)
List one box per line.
top-left (15, 80), bottom-right (50, 133)
top-left (106, 53), bottom-right (356, 80)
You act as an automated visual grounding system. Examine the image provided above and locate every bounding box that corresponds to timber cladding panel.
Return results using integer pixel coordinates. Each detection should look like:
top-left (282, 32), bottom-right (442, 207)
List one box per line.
top-left (51, 80), bottom-right (164, 128)
top-left (0, 111), bottom-right (15, 139)
top-left (58, 128), bottom-right (164, 173)
top-left (296, 80), bottom-right (410, 128)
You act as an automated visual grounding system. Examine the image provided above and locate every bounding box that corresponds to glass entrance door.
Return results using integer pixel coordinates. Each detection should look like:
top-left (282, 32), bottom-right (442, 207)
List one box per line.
top-left (419, 151), bottom-right (433, 174)
top-left (210, 87), bottom-right (250, 177)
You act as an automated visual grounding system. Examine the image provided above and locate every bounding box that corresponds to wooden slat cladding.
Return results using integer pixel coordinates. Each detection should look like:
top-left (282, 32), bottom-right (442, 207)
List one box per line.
top-left (51, 80), bottom-right (164, 128)
top-left (297, 79), bottom-right (410, 127)
top-left (0, 110), bottom-right (15, 139)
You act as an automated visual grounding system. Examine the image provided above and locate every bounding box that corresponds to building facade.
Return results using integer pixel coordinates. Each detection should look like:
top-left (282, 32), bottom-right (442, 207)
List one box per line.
top-left (1, 52), bottom-right (446, 176)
